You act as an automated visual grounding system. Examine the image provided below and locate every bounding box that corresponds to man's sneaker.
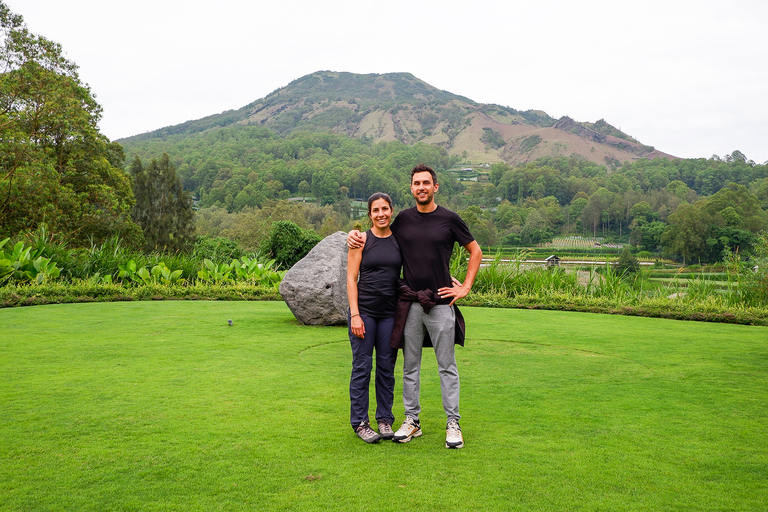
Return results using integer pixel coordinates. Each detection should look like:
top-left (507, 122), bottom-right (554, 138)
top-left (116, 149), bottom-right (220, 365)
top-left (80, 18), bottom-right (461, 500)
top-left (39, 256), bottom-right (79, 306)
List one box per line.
top-left (392, 416), bottom-right (422, 443)
top-left (377, 421), bottom-right (394, 440)
top-left (355, 421), bottom-right (381, 444)
top-left (445, 419), bottom-right (464, 449)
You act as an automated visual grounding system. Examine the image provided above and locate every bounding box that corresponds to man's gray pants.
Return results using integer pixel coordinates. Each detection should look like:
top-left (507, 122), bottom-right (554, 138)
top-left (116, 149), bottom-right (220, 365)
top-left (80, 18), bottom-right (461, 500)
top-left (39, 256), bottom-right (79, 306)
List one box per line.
top-left (402, 302), bottom-right (460, 421)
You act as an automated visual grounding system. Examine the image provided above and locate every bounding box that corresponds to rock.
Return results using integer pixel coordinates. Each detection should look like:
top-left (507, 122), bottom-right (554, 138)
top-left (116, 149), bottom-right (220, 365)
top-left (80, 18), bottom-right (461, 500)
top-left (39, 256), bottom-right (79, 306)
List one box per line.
top-left (279, 231), bottom-right (349, 325)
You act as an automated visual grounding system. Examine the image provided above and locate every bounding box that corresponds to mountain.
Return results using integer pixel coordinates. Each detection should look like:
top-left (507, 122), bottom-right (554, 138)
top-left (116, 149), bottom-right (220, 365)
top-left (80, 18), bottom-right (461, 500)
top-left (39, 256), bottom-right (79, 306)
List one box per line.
top-left (119, 71), bottom-right (675, 166)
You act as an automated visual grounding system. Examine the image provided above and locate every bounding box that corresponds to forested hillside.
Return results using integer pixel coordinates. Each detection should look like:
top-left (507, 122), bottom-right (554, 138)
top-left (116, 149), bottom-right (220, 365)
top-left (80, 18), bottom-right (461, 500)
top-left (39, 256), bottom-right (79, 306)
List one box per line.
top-left (121, 122), bottom-right (768, 263)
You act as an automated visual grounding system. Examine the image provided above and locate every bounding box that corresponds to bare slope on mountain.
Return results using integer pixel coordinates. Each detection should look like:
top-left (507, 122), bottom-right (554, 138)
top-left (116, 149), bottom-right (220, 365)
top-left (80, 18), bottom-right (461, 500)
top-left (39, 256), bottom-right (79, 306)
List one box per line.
top-left (120, 71), bottom-right (675, 166)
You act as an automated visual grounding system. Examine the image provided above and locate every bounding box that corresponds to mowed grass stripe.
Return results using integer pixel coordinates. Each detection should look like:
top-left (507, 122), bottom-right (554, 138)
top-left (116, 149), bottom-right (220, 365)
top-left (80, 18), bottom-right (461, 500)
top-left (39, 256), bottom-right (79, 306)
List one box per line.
top-left (1, 302), bottom-right (766, 511)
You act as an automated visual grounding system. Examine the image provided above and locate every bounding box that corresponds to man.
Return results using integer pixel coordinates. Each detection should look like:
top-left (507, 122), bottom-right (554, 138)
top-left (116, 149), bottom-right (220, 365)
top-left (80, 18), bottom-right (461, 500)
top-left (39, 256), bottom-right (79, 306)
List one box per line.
top-left (348, 164), bottom-right (482, 448)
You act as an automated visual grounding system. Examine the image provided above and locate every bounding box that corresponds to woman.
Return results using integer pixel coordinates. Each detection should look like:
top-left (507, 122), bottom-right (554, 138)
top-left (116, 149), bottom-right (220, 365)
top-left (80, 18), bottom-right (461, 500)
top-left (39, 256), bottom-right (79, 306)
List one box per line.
top-left (346, 192), bottom-right (401, 443)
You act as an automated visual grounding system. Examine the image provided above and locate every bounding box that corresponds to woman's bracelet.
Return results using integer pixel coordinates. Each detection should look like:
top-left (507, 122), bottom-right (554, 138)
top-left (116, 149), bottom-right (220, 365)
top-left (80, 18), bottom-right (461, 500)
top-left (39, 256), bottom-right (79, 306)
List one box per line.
top-left (351, 313), bottom-right (360, 318)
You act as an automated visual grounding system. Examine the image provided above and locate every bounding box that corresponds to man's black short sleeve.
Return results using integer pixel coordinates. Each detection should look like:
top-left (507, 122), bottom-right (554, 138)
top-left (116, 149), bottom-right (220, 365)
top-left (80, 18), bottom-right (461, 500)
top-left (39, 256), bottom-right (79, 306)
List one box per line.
top-left (391, 206), bottom-right (474, 300)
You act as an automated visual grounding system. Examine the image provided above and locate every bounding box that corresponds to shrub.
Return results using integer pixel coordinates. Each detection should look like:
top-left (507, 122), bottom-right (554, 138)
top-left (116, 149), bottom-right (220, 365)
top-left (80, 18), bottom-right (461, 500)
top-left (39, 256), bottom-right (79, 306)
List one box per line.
top-left (615, 247), bottom-right (640, 276)
top-left (263, 221), bottom-right (321, 269)
top-left (193, 236), bottom-right (243, 262)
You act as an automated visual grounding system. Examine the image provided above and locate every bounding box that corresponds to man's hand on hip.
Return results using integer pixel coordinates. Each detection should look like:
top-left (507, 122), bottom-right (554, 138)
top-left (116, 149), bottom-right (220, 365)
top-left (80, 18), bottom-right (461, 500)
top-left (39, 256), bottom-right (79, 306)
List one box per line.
top-left (438, 277), bottom-right (470, 306)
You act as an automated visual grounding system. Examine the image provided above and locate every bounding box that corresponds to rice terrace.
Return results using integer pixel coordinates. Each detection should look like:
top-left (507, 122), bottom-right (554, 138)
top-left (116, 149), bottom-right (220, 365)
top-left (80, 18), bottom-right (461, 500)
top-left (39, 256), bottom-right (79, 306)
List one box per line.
top-left (2, 300), bottom-right (766, 511)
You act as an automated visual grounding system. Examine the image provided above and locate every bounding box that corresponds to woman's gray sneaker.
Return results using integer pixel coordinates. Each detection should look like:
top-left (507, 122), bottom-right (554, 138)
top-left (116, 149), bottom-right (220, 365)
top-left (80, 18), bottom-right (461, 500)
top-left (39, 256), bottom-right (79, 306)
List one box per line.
top-left (355, 421), bottom-right (381, 444)
top-left (377, 421), bottom-right (394, 440)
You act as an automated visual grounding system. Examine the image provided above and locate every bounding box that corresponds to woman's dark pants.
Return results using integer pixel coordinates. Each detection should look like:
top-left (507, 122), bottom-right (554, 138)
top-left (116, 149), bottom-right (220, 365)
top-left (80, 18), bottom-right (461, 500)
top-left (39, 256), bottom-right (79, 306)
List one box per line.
top-left (349, 313), bottom-right (397, 429)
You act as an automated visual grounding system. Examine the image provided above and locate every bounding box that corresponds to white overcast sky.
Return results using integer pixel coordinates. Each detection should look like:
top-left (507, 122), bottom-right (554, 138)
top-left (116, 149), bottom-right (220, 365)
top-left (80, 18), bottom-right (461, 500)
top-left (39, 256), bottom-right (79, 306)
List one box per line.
top-left (12, 0), bottom-right (768, 163)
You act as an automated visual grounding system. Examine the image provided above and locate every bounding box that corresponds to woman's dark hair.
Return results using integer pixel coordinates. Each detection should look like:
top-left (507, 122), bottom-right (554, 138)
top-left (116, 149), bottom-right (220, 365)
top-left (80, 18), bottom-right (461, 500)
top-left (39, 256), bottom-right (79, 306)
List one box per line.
top-left (367, 192), bottom-right (393, 216)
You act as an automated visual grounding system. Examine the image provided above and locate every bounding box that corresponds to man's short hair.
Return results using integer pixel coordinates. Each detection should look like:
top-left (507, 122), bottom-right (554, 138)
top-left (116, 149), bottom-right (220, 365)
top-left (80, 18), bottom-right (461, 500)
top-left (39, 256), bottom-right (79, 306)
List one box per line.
top-left (411, 164), bottom-right (437, 184)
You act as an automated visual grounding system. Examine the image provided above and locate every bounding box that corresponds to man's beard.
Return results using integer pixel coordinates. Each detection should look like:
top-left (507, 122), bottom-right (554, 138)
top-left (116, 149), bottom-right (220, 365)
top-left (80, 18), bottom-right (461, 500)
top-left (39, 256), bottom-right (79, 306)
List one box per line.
top-left (414, 192), bottom-right (433, 205)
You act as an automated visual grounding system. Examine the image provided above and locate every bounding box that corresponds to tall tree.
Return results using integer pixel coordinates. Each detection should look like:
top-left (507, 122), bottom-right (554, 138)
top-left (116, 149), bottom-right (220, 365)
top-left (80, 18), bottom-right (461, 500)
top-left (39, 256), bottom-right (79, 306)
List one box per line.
top-left (0, 2), bottom-right (139, 245)
top-left (661, 202), bottom-right (715, 264)
top-left (130, 155), bottom-right (194, 252)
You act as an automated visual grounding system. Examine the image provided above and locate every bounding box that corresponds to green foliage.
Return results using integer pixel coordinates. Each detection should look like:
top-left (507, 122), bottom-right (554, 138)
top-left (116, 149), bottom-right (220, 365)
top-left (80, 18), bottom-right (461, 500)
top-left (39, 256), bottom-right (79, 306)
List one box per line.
top-left (518, 134), bottom-right (542, 152)
top-left (585, 118), bottom-right (639, 143)
top-left (472, 250), bottom-right (581, 297)
top-left (718, 232), bottom-right (768, 307)
top-left (192, 236), bottom-right (243, 261)
top-left (117, 102), bottom-right (767, 267)
top-left (0, 3), bottom-right (140, 246)
top-left (150, 262), bottom-right (184, 285)
top-left (501, 232), bottom-right (523, 246)
top-left (264, 220), bottom-right (321, 269)
top-left (0, 230), bottom-right (282, 290)
top-left (233, 256), bottom-right (283, 289)
top-left (130, 154), bottom-right (195, 253)
top-left (741, 232), bottom-right (768, 305)
top-left (0, 238), bottom-right (11, 283)
top-left (481, 127), bottom-right (506, 149)
top-left (123, 128), bottom-right (458, 214)
top-left (196, 256), bottom-right (283, 288)
top-left (0, 238), bottom-right (61, 285)
top-left (117, 259), bottom-right (139, 281)
top-left (197, 259), bottom-right (236, 284)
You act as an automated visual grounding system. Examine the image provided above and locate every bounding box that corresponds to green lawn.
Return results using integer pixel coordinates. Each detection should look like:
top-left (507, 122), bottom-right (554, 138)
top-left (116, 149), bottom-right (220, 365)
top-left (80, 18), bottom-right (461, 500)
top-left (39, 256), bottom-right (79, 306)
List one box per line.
top-left (1, 302), bottom-right (766, 511)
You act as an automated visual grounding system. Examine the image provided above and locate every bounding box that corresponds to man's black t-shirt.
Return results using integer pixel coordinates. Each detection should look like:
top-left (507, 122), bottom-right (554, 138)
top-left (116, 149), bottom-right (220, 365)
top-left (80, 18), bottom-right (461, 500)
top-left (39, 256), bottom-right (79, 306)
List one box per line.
top-left (391, 205), bottom-right (475, 303)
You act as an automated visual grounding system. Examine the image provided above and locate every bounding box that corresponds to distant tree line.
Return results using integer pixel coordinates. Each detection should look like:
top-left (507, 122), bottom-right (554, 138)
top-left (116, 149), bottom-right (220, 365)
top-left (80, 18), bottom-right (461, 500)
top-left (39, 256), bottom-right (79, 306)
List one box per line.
top-left (122, 124), bottom-right (767, 263)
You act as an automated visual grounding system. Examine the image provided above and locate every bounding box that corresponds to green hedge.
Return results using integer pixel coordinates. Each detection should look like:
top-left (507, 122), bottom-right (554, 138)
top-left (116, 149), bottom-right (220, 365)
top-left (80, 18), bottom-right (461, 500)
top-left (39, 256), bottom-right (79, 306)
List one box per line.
top-left (0, 283), bottom-right (281, 308)
top-left (458, 292), bottom-right (768, 326)
top-left (3, 283), bottom-right (767, 327)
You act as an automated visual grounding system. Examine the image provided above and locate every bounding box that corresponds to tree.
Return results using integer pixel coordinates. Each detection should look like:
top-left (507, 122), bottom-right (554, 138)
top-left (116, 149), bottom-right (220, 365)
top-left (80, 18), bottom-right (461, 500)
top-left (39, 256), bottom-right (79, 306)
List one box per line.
top-left (629, 201), bottom-right (654, 223)
top-left (298, 180), bottom-right (310, 200)
top-left (0, 2), bottom-right (140, 245)
top-left (459, 205), bottom-right (498, 247)
top-left (635, 221), bottom-right (667, 253)
top-left (130, 155), bottom-right (194, 252)
top-left (704, 183), bottom-right (766, 233)
top-left (521, 209), bottom-right (552, 245)
top-left (582, 188), bottom-right (618, 238)
top-left (661, 202), bottom-right (715, 264)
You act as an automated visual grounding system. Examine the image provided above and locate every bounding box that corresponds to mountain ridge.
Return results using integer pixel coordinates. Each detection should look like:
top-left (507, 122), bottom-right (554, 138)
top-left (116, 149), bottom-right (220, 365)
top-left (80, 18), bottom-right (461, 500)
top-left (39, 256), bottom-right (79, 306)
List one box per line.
top-left (119, 71), bottom-right (675, 166)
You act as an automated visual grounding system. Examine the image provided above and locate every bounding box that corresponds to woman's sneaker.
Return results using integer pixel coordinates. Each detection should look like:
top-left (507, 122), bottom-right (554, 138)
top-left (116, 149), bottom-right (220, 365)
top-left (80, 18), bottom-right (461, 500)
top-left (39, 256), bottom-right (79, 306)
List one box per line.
top-left (355, 421), bottom-right (381, 444)
top-left (445, 418), bottom-right (464, 449)
top-left (392, 416), bottom-right (422, 443)
top-left (378, 421), bottom-right (394, 440)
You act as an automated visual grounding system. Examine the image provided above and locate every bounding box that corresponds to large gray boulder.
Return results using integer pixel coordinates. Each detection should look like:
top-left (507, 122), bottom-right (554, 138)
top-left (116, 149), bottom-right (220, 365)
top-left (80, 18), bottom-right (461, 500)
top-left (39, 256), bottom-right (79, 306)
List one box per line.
top-left (279, 231), bottom-right (349, 325)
